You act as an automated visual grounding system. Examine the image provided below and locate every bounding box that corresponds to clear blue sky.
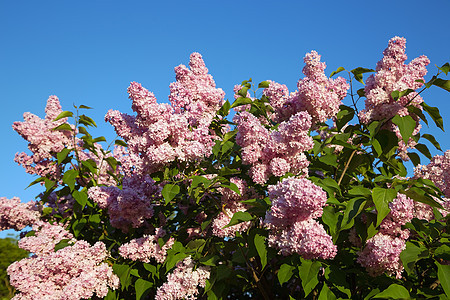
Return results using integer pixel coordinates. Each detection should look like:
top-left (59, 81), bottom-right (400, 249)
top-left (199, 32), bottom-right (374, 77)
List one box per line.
top-left (1, 1), bottom-right (449, 238)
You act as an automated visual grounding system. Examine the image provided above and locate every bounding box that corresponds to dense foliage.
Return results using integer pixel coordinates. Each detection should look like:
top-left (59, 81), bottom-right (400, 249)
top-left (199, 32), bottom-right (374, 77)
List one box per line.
top-left (1, 37), bottom-right (450, 299)
top-left (0, 237), bottom-right (29, 300)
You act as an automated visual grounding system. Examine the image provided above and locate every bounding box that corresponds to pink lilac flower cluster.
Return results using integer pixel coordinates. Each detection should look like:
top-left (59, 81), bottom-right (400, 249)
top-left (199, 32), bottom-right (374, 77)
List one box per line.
top-left (155, 256), bottom-right (210, 300)
top-left (263, 51), bottom-right (349, 125)
top-left (264, 177), bottom-right (337, 259)
top-left (413, 150), bottom-right (450, 218)
top-left (106, 53), bottom-right (225, 174)
top-left (8, 239), bottom-right (119, 300)
top-left (356, 233), bottom-right (406, 279)
top-left (211, 178), bottom-right (255, 238)
top-left (0, 197), bottom-right (40, 231)
top-left (88, 174), bottom-right (160, 232)
top-left (119, 228), bottom-right (175, 264)
top-left (12, 96), bottom-right (74, 179)
top-left (235, 110), bottom-right (313, 184)
top-left (358, 36), bottom-right (430, 160)
top-left (357, 193), bottom-right (414, 278)
top-left (18, 221), bottom-right (75, 255)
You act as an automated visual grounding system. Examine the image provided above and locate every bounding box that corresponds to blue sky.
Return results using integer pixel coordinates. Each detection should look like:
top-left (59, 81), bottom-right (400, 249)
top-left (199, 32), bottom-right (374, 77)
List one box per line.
top-left (1, 1), bottom-right (449, 237)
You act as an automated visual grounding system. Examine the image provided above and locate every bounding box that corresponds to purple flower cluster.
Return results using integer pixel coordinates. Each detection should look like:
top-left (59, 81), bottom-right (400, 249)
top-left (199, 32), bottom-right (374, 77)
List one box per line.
top-left (8, 221), bottom-right (119, 300)
top-left (119, 228), bottom-right (175, 263)
top-left (358, 36), bottom-right (430, 160)
top-left (0, 197), bottom-right (40, 231)
top-left (88, 174), bottom-right (160, 232)
top-left (12, 96), bottom-right (74, 179)
top-left (235, 111), bottom-right (313, 184)
top-left (413, 150), bottom-right (450, 218)
top-left (264, 178), bottom-right (337, 259)
top-left (264, 51), bottom-right (349, 125)
top-left (357, 193), bottom-right (414, 278)
top-left (106, 53), bottom-right (225, 174)
top-left (155, 256), bottom-right (210, 300)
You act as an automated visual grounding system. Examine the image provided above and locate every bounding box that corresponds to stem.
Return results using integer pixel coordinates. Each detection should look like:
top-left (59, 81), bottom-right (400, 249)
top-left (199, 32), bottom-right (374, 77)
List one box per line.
top-left (238, 244), bottom-right (270, 300)
top-left (338, 149), bottom-right (357, 186)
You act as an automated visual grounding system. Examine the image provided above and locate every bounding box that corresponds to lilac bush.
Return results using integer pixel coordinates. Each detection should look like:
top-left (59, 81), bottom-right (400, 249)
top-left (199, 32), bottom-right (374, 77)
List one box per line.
top-left (1, 37), bottom-right (450, 299)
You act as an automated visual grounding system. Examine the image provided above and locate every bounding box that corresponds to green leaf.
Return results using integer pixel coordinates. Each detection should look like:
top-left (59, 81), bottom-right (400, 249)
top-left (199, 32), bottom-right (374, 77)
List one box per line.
top-left (79, 114), bottom-right (97, 127)
top-left (407, 105), bottom-right (428, 125)
top-left (422, 133), bottom-right (442, 151)
top-left (162, 184), bottom-right (180, 205)
top-left (115, 139), bottom-right (128, 147)
top-left (351, 67), bottom-right (375, 84)
top-left (318, 283), bottom-right (337, 300)
top-left (438, 62), bottom-right (450, 75)
top-left (238, 86), bottom-right (249, 97)
top-left (258, 81), bottom-right (270, 88)
top-left (63, 169), bottom-right (78, 190)
top-left (53, 123), bottom-right (73, 131)
top-left (436, 262), bottom-right (450, 298)
top-left (401, 188), bottom-right (443, 209)
top-left (199, 255), bottom-right (218, 266)
top-left (79, 105), bottom-right (93, 109)
top-left (224, 211), bottom-right (253, 228)
top-left (372, 284), bottom-right (410, 299)
top-left (400, 242), bottom-right (427, 275)
top-left (372, 187), bottom-right (396, 226)
top-left (330, 67), bottom-right (345, 77)
top-left (341, 198), bottom-right (366, 230)
top-left (278, 264), bottom-right (295, 286)
top-left (72, 218), bottom-right (87, 237)
top-left (93, 136), bottom-right (107, 143)
top-left (222, 182), bottom-right (241, 196)
top-left (221, 141), bottom-right (234, 154)
top-left (415, 143), bottom-right (432, 159)
top-left (390, 89), bottom-right (414, 101)
top-left (433, 78), bottom-right (450, 92)
top-left (81, 160), bottom-right (97, 174)
top-left (72, 190), bottom-right (88, 207)
top-left (113, 264), bottom-right (132, 290)
top-left (44, 178), bottom-right (56, 191)
top-left (57, 148), bottom-right (71, 164)
top-left (230, 97), bottom-right (252, 108)
top-left (357, 88), bottom-right (365, 97)
top-left (298, 260), bottom-right (320, 297)
top-left (135, 278), bottom-right (153, 300)
top-left (53, 111), bottom-right (73, 122)
top-left (26, 176), bottom-right (46, 189)
top-left (165, 252), bottom-right (189, 272)
top-left (407, 152), bottom-right (421, 167)
top-left (54, 239), bottom-right (72, 251)
top-left (104, 289), bottom-right (117, 300)
top-left (392, 115), bottom-right (416, 143)
top-left (336, 105), bottom-right (355, 130)
top-left (191, 176), bottom-right (210, 189)
top-left (422, 102), bottom-right (444, 131)
top-left (254, 234), bottom-right (267, 268)
top-left (321, 206), bottom-right (339, 236)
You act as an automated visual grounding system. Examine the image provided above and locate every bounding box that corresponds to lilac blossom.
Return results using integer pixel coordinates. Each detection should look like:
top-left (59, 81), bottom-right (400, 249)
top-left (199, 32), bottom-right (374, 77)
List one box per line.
top-left (264, 51), bottom-right (349, 124)
top-left (235, 111), bottom-right (313, 184)
top-left (155, 256), bottom-right (210, 300)
top-left (358, 36), bottom-right (430, 160)
top-left (264, 178), bottom-right (336, 259)
top-left (106, 53), bottom-right (225, 174)
top-left (119, 228), bottom-right (175, 264)
top-left (0, 197), bottom-right (40, 231)
top-left (8, 239), bottom-right (119, 300)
